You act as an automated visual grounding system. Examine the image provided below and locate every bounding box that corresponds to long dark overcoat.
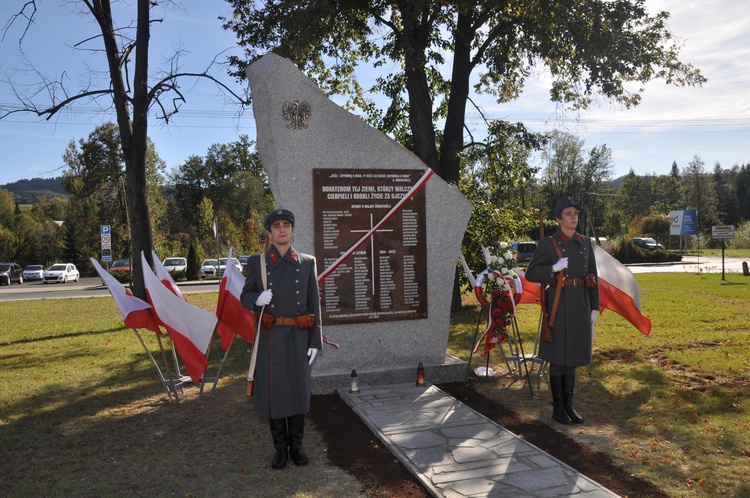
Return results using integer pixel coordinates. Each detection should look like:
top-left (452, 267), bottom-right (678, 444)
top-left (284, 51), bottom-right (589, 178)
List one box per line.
top-left (525, 230), bottom-right (599, 367)
top-left (240, 244), bottom-right (323, 420)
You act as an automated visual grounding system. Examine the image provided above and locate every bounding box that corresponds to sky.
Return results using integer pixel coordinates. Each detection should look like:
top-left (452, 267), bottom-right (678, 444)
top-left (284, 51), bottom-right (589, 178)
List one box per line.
top-left (1, 1), bottom-right (748, 187)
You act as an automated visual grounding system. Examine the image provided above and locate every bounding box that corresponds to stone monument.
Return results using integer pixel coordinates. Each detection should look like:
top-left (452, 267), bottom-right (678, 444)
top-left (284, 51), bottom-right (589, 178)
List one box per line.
top-left (246, 53), bottom-right (472, 393)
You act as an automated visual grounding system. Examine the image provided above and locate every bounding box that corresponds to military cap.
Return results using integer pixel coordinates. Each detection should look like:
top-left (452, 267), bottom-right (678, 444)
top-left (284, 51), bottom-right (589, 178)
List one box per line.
top-left (553, 196), bottom-right (580, 219)
top-left (264, 208), bottom-right (295, 231)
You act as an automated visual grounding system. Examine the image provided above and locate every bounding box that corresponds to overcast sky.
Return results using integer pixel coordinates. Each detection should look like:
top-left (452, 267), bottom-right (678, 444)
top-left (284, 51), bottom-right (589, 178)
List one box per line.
top-left (1, 1), bottom-right (748, 186)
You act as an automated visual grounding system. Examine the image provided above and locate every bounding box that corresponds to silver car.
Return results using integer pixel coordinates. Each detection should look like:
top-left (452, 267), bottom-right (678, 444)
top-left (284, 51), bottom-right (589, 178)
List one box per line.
top-left (23, 264), bottom-right (44, 281)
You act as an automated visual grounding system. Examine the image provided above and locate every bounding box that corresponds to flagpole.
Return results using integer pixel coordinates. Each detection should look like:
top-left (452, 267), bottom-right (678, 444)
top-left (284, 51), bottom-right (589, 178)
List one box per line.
top-left (157, 334), bottom-right (181, 402)
top-left (133, 328), bottom-right (174, 400)
top-left (210, 332), bottom-right (236, 396)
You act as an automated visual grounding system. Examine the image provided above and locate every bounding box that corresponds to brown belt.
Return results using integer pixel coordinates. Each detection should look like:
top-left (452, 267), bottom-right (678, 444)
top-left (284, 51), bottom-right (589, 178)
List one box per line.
top-left (260, 312), bottom-right (315, 329)
top-left (551, 276), bottom-right (595, 288)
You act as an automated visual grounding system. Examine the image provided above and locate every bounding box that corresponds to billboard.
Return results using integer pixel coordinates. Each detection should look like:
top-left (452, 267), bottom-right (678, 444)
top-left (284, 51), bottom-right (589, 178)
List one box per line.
top-left (669, 210), bottom-right (697, 236)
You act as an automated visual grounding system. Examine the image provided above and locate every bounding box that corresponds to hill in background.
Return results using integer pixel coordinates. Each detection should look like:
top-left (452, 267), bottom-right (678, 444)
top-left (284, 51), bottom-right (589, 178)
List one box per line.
top-left (1, 177), bottom-right (66, 204)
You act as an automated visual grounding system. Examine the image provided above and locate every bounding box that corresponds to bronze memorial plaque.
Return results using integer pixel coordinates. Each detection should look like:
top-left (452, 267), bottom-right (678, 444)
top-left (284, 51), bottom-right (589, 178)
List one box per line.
top-left (313, 169), bottom-right (428, 325)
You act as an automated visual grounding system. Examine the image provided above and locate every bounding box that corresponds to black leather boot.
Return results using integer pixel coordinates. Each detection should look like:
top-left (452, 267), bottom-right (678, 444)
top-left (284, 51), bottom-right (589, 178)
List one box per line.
top-left (287, 414), bottom-right (309, 466)
top-left (562, 369), bottom-right (584, 424)
top-left (549, 373), bottom-right (573, 425)
top-left (269, 418), bottom-right (288, 470)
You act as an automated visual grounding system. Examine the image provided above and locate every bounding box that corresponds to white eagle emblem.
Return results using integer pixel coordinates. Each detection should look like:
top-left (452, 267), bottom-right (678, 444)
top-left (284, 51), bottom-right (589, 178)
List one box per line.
top-left (282, 98), bottom-right (311, 129)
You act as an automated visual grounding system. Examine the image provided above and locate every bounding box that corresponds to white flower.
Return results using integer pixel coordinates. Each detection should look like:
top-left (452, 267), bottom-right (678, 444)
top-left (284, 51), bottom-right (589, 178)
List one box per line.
top-left (481, 245), bottom-right (492, 266)
top-left (499, 242), bottom-right (508, 249)
top-left (490, 255), bottom-right (498, 263)
top-left (488, 273), bottom-right (497, 282)
top-left (497, 256), bottom-right (505, 265)
top-left (503, 251), bottom-right (513, 260)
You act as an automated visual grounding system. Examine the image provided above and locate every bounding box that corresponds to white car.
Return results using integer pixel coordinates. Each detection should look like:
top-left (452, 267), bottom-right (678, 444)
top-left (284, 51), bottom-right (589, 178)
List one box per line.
top-left (201, 259), bottom-right (218, 278)
top-left (162, 257), bottom-right (187, 274)
top-left (42, 263), bottom-right (80, 284)
top-left (217, 257), bottom-right (242, 276)
top-left (23, 264), bottom-right (45, 281)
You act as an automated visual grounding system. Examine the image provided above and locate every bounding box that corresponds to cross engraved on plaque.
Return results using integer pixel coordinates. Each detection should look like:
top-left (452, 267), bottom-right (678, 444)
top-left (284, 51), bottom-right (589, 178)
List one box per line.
top-left (350, 212), bottom-right (394, 295)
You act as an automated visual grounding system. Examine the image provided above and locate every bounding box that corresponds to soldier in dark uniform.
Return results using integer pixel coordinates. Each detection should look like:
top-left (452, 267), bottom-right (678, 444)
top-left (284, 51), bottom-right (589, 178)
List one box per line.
top-left (525, 196), bottom-right (599, 425)
top-left (241, 208), bottom-right (323, 469)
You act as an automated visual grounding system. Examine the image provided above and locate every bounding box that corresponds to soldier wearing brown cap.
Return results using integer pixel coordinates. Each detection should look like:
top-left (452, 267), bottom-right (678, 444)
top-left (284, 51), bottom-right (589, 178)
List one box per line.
top-left (241, 208), bottom-right (323, 469)
top-left (525, 196), bottom-right (599, 425)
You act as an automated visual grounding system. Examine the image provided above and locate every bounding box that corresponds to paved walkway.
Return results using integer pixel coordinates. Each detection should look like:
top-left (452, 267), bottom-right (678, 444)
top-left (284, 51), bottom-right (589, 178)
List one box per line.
top-left (339, 383), bottom-right (619, 498)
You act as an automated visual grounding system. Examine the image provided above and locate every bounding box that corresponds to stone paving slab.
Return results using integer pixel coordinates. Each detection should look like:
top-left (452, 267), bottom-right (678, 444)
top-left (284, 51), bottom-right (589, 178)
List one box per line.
top-left (339, 383), bottom-right (620, 498)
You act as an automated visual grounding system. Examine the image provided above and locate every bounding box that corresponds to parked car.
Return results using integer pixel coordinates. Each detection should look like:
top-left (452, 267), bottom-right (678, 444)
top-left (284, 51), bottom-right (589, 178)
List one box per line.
top-left (632, 237), bottom-right (664, 251)
top-left (42, 263), bottom-right (80, 284)
top-left (217, 257), bottom-right (242, 276)
top-left (109, 259), bottom-right (132, 273)
top-left (162, 257), bottom-right (187, 274)
top-left (201, 259), bottom-right (218, 278)
top-left (238, 255), bottom-right (251, 274)
top-left (512, 241), bottom-right (537, 263)
top-left (23, 264), bottom-right (44, 281)
top-left (0, 262), bottom-right (23, 285)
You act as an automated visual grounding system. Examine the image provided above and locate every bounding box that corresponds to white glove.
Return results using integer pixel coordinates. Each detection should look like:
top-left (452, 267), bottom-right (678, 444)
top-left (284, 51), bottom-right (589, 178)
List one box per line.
top-left (307, 348), bottom-right (317, 365)
top-left (591, 310), bottom-right (598, 340)
top-left (552, 257), bottom-right (569, 272)
top-left (255, 289), bottom-right (273, 306)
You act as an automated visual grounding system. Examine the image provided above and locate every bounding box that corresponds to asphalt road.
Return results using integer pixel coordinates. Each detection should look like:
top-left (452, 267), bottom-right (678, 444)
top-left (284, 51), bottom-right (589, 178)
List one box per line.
top-left (0, 277), bottom-right (220, 302)
top-left (1, 255), bottom-right (747, 303)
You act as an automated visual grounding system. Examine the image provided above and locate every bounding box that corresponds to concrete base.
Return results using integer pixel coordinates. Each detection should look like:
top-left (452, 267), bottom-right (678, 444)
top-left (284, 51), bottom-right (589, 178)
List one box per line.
top-left (311, 354), bottom-right (467, 395)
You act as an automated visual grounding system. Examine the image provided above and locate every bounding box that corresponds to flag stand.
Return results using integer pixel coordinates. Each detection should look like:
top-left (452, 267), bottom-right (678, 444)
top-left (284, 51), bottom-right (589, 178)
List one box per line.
top-left (130, 329), bottom-right (192, 402)
top-left (464, 303), bottom-right (538, 398)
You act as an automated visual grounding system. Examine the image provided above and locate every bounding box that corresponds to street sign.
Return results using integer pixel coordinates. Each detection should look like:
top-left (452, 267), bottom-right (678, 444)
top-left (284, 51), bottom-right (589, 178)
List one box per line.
top-left (101, 225), bottom-right (112, 261)
top-left (711, 225), bottom-right (735, 239)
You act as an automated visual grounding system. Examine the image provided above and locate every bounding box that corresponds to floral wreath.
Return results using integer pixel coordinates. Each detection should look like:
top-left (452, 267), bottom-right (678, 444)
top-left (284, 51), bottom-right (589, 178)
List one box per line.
top-left (472, 242), bottom-right (523, 356)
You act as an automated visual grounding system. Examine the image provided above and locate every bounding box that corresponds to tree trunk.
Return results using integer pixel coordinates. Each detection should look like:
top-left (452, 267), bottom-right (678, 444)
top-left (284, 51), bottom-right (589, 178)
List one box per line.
top-left (439, 13), bottom-right (474, 186)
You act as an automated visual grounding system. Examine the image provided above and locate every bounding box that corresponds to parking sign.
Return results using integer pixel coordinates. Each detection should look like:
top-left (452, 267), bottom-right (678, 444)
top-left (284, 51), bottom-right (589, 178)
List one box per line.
top-left (101, 225), bottom-right (112, 261)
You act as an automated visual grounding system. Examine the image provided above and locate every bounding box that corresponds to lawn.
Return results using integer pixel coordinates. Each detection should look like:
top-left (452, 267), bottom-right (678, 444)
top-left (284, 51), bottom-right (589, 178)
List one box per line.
top-left (451, 271), bottom-right (750, 497)
top-left (1, 271), bottom-right (748, 497)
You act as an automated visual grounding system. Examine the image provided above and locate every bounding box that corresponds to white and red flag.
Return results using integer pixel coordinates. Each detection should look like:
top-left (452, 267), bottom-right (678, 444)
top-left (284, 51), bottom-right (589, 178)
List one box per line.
top-left (216, 248), bottom-right (255, 349)
top-left (90, 258), bottom-right (161, 334)
top-left (151, 250), bottom-right (185, 300)
top-left (593, 245), bottom-right (651, 335)
top-left (141, 252), bottom-right (216, 383)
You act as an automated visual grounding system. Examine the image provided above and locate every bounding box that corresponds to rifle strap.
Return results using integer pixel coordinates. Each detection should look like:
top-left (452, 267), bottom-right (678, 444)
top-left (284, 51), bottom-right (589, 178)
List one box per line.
top-left (247, 252), bottom-right (267, 383)
top-left (548, 237), bottom-right (565, 328)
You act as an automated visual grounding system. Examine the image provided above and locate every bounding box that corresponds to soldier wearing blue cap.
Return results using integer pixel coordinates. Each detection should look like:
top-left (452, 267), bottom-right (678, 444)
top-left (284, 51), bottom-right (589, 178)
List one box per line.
top-left (525, 196), bottom-right (599, 425)
top-left (241, 208), bottom-right (322, 469)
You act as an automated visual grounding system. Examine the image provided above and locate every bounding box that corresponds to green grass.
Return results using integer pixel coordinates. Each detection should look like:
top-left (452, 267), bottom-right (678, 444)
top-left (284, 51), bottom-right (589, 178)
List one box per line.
top-left (0, 293), bottom-right (362, 498)
top-left (450, 272), bottom-right (750, 497)
top-left (2, 273), bottom-right (749, 496)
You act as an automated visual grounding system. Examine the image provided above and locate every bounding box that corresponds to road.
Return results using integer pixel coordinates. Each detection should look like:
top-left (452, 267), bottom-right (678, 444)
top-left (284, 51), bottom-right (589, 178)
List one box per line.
top-left (1, 255), bottom-right (747, 303)
top-left (0, 277), bottom-right (220, 302)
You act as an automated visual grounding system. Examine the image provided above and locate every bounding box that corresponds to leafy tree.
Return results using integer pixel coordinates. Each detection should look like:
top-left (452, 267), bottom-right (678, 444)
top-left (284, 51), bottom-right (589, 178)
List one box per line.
top-left (617, 170), bottom-right (653, 221)
top-left (223, 0), bottom-right (704, 189)
top-left (61, 123), bottom-right (165, 273)
top-left (538, 130), bottom-right (615, 233)
top-left (682, 155), bottom-right (718, 236)
top-left (670, 160), bottom-right (681, 181)
top-left (169, 136), bottom-right (271, 250)
top-left (0, 190), bottom-right (15, 229)
top-left (13, 212), bottom-right (61, 267)
top-left (2, 1), bottom-right (246, 298)
top-left (651, 174), bottom-right (682, 215)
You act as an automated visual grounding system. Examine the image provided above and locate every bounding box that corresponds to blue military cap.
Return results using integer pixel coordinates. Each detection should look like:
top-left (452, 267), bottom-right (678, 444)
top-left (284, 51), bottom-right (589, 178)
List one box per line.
top-left (264, 208), bottom-right (295, 231)
top-left (553, 196), bottom-right (580, 219)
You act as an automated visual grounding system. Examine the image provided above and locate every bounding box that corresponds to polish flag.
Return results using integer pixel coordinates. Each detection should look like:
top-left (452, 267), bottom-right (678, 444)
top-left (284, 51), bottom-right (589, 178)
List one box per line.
top-left (512, 268), bottom-right (542, 305)
top-left (151, 250), bottom-right (185, 300)
top-left (593, 245), bottom-right (651, 335)
top-left (216, 248), bottom-right (255, 349)
top-left (90, 258), bottom-right (161, 334)
top-left (141, 252), bottom-right (216, 383)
